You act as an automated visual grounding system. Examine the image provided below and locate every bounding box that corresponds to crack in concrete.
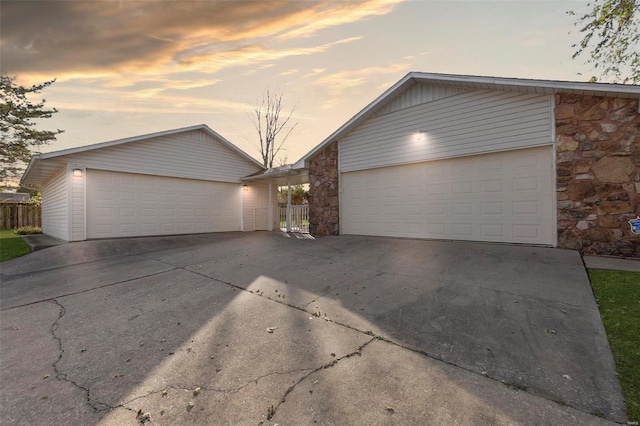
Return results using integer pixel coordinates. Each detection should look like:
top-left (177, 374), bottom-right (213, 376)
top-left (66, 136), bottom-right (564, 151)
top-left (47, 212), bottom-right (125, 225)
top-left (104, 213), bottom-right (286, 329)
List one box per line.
top-left (266, 337), bottom-right (378, 421)
top-left (119, 366), bottom-right (315, 408)
top-left (49, 299), bottom-right (114, 413)
top-left (2, 268), bottom-right (179, 312)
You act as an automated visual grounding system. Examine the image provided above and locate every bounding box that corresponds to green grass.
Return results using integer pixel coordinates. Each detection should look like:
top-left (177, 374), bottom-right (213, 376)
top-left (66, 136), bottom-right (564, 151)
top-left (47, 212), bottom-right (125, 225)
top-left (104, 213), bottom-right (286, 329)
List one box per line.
top-left (589, 269), bottom-right (640, 423)
top-left (0, 229), bottom-right (31, 262)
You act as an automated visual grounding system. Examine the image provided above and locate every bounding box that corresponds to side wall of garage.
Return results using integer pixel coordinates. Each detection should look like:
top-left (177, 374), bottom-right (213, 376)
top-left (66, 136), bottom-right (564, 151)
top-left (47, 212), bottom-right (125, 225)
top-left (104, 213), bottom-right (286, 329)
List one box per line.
top-left (42, 168), bottom-right (69, 240)
top-left (555, 95), bottom-right (640, 256)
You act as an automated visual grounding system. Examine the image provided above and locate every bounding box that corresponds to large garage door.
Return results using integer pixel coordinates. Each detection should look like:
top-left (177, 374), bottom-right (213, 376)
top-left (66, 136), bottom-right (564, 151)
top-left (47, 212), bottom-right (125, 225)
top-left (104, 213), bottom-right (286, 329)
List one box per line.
top-left (341, 147), bottom-right (553, 245)
top-left (87, 169), bottom-right (240, 239)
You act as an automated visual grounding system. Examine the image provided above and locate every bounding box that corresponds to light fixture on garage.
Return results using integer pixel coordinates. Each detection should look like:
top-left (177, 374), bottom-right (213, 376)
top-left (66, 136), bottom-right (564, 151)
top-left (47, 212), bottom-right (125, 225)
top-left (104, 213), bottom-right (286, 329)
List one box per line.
top-left (243, 184), bottom-right (249, 191)
top-left (72, 168), bottom-right (83, 177)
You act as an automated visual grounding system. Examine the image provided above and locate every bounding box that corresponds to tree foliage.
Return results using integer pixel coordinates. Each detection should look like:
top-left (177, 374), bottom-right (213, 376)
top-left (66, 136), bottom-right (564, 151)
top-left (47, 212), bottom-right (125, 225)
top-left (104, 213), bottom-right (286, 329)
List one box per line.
top-left (570, 0), bottom-right (640, 83)
top-left (1, 76), bottom-right (63, 188)
top-left (252, 89), bottom-right (298, 168)
top-left (278, 185), bottom-right (308, 205)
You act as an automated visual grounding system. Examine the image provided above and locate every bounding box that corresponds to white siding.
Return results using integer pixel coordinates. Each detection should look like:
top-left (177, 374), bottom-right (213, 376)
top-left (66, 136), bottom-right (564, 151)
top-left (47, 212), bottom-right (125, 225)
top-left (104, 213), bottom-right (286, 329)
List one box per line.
top-left (242, 185), bottom-right (258, 231)
top-left (372, 84), bottom-right (470, 118)
top-left (242, 183), bottom-right (277, 231)
top-left (70, 167), bottom-right (85, 241)
top-left (62, 129), bottom-right (261, 183)
top-left (340, 90), bottom-right (553, 172)
top-left (42, 168), bottom-right (69, 240)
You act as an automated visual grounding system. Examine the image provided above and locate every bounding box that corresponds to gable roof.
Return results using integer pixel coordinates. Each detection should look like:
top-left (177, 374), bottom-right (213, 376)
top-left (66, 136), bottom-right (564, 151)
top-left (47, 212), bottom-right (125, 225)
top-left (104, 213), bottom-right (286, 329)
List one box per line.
top-left (21, 124), bottom-right (264, 189)
top-left (293, 72), bottom-right (640, 169)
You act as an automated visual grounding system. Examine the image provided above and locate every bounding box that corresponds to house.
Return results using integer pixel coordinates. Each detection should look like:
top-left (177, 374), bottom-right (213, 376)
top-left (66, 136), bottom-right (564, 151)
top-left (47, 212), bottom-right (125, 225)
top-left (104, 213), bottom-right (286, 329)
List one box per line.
top-left (20, 125), bottom-right (279, 241)
top-left (294, 72), bottom-right (640, 257)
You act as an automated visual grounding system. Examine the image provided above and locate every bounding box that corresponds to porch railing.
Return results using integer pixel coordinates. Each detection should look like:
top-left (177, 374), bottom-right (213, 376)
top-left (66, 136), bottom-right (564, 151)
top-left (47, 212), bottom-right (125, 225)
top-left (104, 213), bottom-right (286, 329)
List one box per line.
top-left (279, 205), bottom-right (309, 233)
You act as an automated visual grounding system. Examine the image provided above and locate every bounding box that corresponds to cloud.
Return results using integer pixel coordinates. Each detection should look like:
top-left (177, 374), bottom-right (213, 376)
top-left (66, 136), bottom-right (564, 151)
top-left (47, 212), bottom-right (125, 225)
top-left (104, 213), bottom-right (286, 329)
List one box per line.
top-left (278, 0), bottom-right (404, 39)
top-left (315, 63), bottom-right (409, 89)
top-left (280, 69), bottom-right (299, 76)
top-left (0, 0), bottom-right (402, 81)
top-left (304, 68), bottom-right (327, 78)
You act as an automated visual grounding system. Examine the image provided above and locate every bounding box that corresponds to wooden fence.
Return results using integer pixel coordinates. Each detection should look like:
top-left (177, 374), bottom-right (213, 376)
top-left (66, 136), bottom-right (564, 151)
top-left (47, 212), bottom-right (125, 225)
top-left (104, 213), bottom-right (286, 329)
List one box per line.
top-left (0, 204), bottom-right (42, 229)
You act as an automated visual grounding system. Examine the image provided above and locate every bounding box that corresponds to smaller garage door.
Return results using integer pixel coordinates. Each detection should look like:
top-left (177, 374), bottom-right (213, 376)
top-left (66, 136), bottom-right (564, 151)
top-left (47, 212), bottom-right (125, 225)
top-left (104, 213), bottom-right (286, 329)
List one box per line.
top-left (87, 169), bottom-right (240, 239)
top-left (341, 147), bottom-right (553, 245)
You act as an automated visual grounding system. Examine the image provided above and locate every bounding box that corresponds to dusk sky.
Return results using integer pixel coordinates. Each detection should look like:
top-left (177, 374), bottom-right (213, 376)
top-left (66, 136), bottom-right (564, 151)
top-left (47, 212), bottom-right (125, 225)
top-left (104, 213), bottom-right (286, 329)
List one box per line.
top-left (1, 0), bottom-right (595, 164)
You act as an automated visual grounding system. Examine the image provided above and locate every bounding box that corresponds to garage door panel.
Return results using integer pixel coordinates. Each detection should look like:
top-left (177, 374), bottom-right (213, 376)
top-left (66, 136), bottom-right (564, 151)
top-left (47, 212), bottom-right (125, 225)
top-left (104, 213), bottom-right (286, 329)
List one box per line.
top-left (87, 169), bottom-right (240, 239)
top-left (342, 147), bottom-right (553, 245)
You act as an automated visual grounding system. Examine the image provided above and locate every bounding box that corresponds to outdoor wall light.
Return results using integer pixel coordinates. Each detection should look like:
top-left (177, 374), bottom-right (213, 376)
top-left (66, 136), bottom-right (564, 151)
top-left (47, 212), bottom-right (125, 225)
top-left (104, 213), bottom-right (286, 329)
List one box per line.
top-left (243, 184), bottom-right (249, 191)
top-left (72, 168), bottom-right (83, 177)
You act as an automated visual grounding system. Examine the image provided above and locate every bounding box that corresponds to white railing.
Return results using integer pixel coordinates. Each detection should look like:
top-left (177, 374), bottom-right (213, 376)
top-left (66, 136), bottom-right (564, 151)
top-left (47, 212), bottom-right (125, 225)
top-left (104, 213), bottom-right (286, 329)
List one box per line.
top-left (254, 207), bottom-right (269, 231)
top-left (279, 205), bottom-right (309, 233)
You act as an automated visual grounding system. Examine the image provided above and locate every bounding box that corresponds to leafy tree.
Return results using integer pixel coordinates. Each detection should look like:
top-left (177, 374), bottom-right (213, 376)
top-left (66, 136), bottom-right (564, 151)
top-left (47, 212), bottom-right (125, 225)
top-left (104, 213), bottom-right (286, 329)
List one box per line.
top-left (252, 89), bottom-right (298, 168)
top-left (1, 76), bottom-right (63, 189)
top-left (569, 0), bottom-right (640, 83)
top-left (278, 185), bottom-right (308, 205)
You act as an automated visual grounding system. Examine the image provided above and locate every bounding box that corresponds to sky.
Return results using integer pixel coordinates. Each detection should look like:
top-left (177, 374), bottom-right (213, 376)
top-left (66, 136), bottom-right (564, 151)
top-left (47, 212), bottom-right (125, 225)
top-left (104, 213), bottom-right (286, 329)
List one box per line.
top-left (1, 0), bottom-right (596, 165)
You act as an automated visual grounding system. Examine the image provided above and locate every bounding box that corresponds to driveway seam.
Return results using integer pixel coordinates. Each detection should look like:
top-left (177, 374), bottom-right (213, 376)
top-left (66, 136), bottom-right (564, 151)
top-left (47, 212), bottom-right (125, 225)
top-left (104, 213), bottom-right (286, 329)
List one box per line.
top-left (1, 268), bottom-right (179, 312)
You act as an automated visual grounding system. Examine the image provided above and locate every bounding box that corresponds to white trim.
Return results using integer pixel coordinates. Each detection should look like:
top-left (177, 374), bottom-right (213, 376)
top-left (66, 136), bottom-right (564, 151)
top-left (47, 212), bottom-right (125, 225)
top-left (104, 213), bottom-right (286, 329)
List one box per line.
top-left (82, 165), bottom-right (87, 241)
top-left (338, 141), bottom-right (343, 236)
top-left (239, 184), bottom-right (244, 232)
top-left (550, 96), bottom-right (558, 247)
top-left (66, 164), bottom-right (73, 242)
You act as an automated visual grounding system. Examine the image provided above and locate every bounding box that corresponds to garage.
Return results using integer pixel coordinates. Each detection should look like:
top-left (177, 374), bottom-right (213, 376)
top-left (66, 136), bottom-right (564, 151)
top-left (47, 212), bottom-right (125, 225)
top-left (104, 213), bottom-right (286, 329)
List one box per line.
top-left (21, 125), bottom-right (266, 241)
top-left (86, 169), bottom-right (241, 239)
top-left (341, 146), bottom-right (553, 245)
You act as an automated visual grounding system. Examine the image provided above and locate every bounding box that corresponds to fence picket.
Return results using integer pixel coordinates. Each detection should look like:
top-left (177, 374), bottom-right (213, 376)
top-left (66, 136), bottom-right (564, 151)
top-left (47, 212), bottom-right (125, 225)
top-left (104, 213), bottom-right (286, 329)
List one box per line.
top-left (0, 204), bottom-right (42, 229)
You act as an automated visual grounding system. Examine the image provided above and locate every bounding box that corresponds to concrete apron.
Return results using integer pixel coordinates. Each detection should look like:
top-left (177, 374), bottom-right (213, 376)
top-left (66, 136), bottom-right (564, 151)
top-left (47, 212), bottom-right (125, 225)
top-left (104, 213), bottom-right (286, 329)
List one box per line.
top-left (0, 232), bottom-right (626, 425)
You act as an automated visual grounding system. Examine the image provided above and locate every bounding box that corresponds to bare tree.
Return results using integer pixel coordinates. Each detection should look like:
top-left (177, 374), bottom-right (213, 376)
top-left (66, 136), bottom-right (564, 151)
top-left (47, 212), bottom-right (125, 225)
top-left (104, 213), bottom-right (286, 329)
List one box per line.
top-left (252, 90), bottom-right (298, 168)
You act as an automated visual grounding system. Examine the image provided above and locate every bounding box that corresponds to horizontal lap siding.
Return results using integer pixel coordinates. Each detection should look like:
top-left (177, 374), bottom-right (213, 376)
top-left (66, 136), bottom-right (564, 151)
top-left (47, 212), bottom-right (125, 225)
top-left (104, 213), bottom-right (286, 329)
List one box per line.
top-left (62, 130), bottom-right (261, 183)
top-left (372, 84), bottom-right (470, 118)
top-left (340, 89), bottom-right (553, 172)
top-left (42, 168), bottom-right (68, 240)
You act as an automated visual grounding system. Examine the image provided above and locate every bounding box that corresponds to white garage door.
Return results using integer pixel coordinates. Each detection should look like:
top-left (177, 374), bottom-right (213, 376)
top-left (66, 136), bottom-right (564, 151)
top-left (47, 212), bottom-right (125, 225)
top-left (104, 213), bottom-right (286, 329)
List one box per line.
top-left (341, 147), bottom-right (553, 245)
top-left (87, 169), bottom-right (240, 239)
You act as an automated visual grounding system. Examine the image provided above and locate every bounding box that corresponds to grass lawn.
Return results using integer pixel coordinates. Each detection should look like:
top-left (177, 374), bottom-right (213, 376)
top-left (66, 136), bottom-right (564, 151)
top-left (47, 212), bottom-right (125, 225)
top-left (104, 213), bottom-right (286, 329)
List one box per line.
top-left (589, 269), bottom-right (640, 423)
top-left (0, 229), bottom-right (31, 262)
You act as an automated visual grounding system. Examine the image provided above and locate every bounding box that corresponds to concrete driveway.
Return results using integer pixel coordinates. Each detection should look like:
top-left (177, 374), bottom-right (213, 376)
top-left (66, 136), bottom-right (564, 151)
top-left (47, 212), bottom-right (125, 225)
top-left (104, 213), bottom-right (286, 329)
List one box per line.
top-left (0, 233), bottom-right (626, 425)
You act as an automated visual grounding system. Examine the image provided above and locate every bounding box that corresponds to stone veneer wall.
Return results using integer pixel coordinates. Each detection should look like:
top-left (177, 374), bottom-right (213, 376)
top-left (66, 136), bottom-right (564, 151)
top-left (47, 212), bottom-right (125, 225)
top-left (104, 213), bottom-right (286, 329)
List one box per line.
top-left (556, 94), bottom-right (640, 257)
top-left (308, 141), bottom-right (339, 236)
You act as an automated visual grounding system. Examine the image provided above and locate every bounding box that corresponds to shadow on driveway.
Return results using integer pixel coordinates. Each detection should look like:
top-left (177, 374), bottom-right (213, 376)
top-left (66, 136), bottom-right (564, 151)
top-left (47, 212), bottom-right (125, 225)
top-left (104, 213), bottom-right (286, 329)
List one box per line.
top-left (0, 232), bottom-right (626, 424)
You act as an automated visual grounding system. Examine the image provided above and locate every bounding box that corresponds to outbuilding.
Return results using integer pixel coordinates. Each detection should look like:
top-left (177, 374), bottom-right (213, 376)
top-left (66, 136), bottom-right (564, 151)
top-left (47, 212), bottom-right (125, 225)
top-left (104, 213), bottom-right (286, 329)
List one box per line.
top-left (295, 72), bottom-right (640, 257)
top-left (21, 125), bottom-right (278, 241)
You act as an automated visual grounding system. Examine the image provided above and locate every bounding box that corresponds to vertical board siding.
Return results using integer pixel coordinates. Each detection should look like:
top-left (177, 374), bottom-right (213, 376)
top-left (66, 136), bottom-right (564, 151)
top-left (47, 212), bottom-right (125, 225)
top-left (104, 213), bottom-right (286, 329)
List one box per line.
top-left (62, 130), bottom-right (262, 183)
top-left (340, 89), bottom-right (553, 172)
top-left (372, 84), bottom-right (470, 118)
top-left (70, 171), bottom-right (85, 241)
top-left (42, 168), bottom-right (68, 240)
